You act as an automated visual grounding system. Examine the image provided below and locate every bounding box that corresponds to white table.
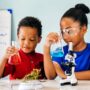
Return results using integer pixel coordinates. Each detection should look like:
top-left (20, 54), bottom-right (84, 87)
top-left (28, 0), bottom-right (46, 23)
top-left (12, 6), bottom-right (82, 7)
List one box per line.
top-left (0, 79), bottom-right (90, 90)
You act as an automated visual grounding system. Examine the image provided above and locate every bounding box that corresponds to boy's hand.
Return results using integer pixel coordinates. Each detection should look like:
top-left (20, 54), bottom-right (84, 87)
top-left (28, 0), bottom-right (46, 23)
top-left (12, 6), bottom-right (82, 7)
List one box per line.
top-left (3, 46), bottom-right (18, 60)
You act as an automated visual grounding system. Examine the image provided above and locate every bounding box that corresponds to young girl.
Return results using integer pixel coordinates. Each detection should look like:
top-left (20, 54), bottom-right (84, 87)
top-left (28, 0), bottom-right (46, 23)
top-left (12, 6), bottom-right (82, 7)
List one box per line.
top-left (0, 16), bottom-right (45, 79)
top-left (44, 3), bottom-right (90, 80)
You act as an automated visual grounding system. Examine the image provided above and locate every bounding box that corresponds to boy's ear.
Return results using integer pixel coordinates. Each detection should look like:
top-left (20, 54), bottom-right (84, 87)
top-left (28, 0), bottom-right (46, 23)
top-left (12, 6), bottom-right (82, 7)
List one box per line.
top-left (17, 34), bottom-right (19, 39)
top-left (38, 37), bottom-right (42, 43)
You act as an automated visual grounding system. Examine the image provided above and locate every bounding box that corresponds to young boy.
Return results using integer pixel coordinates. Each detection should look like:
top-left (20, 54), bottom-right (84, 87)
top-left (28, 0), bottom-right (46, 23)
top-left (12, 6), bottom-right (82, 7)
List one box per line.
top-left (44, 3), bottom-right (90, 80)
top-left (0, 16), bottom-right (45, 79)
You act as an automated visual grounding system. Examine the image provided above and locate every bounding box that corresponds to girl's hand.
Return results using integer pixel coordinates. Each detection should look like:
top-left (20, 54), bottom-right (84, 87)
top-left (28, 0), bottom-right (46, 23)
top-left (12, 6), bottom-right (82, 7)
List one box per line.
top-left (45, 32), bottom-right (61, 47)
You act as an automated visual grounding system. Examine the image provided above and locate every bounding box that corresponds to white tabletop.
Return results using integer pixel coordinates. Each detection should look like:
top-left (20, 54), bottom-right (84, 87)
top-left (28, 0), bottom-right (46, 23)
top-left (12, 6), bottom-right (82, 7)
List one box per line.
top-left (0, 79), bottom-right (90, 90)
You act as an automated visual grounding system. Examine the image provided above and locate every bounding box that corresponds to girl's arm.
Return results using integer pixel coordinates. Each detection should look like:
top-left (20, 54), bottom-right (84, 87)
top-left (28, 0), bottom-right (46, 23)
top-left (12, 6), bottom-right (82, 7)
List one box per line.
top-left (75, 71), bottom-right (90, 80)
top-left (43, 45), bottom-right (57, 79)
top-left (53, 62), bottom-right (67, 79)
top-left (53, 61), bottom-right (90, 80)
top-left (43, 32), bottom-right (60, 79)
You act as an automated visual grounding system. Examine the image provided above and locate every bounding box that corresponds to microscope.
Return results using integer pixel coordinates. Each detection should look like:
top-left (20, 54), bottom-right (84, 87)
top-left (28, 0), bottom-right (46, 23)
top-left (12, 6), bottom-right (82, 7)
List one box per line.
top-left (60, 42), bottom-right (78, 86)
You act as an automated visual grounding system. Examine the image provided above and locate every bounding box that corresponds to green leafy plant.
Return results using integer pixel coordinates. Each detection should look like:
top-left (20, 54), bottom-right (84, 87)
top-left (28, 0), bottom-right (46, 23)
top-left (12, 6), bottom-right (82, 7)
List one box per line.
top-left (23, 69), bottom-right (41, 80)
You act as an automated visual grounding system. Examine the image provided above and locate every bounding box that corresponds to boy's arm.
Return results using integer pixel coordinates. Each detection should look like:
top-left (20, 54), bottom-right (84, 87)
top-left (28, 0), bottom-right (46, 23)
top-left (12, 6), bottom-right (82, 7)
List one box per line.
top-left (0, 46), bottom-right (17, 78)
top-left (75, 71), bottom-right (90, 80)
top-left (0, 57), bottom-right (8, 78)
top-left (0, 47), bottom-right (10, 78)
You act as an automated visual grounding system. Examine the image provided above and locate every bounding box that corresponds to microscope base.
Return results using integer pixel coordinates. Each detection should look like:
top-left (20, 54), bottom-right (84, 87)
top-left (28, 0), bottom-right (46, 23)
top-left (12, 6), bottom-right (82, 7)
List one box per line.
top-left (60, 77), bottom-right (78, 86)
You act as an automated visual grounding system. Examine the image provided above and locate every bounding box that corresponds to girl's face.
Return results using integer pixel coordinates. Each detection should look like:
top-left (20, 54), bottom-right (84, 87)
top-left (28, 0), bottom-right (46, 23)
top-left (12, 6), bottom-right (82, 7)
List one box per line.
top-left (60, 17), bottom-right (87, 47)
top-left (18, 26), bottom-right (41, 53)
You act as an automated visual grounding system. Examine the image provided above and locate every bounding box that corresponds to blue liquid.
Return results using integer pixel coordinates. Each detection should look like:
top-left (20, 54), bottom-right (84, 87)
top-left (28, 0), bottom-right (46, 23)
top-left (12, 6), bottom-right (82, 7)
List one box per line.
top-left (51, 47), bottom-right (64, 57)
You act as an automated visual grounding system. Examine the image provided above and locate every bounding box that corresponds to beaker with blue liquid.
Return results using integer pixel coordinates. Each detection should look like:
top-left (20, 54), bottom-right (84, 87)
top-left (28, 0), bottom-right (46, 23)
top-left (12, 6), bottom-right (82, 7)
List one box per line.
top-left (50, 36), bottom-right (64, 57)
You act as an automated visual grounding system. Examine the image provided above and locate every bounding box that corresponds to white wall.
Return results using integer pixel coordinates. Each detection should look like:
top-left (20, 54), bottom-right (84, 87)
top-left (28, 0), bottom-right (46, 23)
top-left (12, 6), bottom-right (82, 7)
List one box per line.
top-left (0, 0), bottom-right (90, 53)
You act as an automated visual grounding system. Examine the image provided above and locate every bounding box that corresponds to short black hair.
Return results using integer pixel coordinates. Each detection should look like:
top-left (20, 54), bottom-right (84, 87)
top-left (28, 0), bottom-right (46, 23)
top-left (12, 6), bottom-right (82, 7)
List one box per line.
top-left (61, 3), bottom-right (90, 27)
top-left (17, 16), bottom-right (42, 37)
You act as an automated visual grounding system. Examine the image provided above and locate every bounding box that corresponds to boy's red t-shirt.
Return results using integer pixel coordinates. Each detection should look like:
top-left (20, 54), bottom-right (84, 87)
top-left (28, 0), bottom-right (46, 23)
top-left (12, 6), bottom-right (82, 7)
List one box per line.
top-left (3, 49), bottom-right (45, 79)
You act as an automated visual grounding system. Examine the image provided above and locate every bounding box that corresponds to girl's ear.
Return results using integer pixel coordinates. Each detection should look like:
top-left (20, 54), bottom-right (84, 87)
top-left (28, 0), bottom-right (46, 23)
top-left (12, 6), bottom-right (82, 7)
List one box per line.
top-left (82, 25), bottom-right (87, 34)
top-left (38, 37), bottom-right (42, 43)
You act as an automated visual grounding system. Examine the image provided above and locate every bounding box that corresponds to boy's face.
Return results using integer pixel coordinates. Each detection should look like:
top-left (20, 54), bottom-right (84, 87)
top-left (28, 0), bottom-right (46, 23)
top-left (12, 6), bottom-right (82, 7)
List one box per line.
top-left (60, 17), bottom-right (87, 47)
top-left (18, 26), bottom-right (41, 53)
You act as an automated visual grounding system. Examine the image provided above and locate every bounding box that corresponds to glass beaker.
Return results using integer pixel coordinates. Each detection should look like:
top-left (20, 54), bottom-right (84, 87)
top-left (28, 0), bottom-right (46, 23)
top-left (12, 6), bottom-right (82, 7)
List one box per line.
top-left (50, 33), bottom-right (64, 57)
top-left (18, 80), bottom-right (43, 90)
top-left (8, 41), bottom-right (21, 65)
